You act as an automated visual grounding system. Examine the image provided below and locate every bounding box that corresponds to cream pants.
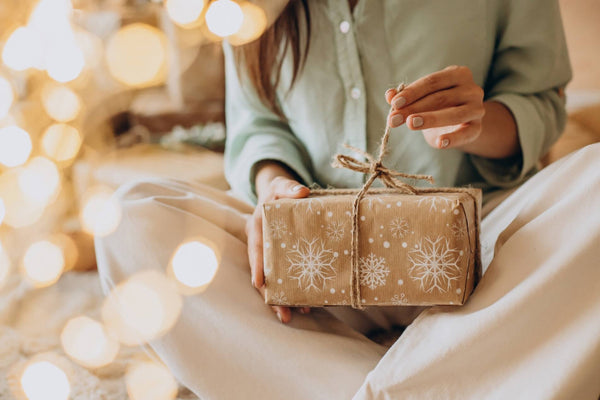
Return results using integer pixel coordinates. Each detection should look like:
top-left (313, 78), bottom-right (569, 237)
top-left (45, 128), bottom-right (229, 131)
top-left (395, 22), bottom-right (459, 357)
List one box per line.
top-left (96, 144), bottom-right (600, 400)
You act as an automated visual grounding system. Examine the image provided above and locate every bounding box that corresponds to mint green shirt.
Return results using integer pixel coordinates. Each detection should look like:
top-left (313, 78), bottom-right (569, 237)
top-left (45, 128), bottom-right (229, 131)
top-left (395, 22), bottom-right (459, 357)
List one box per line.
top-left (224, 0), bottom-right (571, 205)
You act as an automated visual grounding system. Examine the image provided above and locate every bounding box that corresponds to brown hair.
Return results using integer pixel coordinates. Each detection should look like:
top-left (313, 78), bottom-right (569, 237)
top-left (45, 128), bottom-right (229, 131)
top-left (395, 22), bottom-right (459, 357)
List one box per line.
top-left (232, 1), bottom-right (311, 119)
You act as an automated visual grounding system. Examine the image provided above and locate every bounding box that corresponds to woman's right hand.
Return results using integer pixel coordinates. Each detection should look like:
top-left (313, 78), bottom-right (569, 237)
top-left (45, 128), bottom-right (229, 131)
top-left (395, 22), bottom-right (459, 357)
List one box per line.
top-left (246, 162), bottom-right (311, 323)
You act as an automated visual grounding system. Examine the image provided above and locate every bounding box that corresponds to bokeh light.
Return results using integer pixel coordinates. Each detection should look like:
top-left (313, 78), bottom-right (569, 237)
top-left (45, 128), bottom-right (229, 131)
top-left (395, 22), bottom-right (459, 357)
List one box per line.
top-left (18, 157), bottom-right (61, 205)
top-left (20, 360), bottom-right (70, 400)
top-left (45, 39), bottom-right (86, 83)
top-left (165, 0), bottom-right (205, 27)
top-left (0, 169), bottom-right (46, 228)
top-left (228, 2), bottom-right (268, 45)
top-left (0, 197), bottom-right (5, 226)
top-left (80, 187), bottom-right (122, 237)
top-left (41, 84), bottom-right (82, 122)
top-left (0, 126), bottom-right (33, 168)
top-left (49, 233), bottom-right (79, 272)
top-left (22, 240), bottom-right (65, 288)
top-left (41, 123), bottom-right (82, 163)
top-left (102, 270), bottom-right (182, 345)
top-left (126, 361), bottom-right (178, 400)
top-left (61, 316), bottom-right (119, 369)
top-left (106, 23), bottom-right (167, 88)
top-left (205, 0), bottom-right (244, 37)
top-left (0, 241), bottom-right (11, 289)
top-left (1, 27), bottom-right (45, 71)
top-left (0, 76), bottom-right (14, 119)
top-left (169, 239), bottom-right (220, 294)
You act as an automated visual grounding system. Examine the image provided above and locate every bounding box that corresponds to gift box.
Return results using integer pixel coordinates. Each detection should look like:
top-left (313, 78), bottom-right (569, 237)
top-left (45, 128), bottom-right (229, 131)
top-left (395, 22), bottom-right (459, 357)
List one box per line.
top-left (262, 188), bottom-right (481, 308)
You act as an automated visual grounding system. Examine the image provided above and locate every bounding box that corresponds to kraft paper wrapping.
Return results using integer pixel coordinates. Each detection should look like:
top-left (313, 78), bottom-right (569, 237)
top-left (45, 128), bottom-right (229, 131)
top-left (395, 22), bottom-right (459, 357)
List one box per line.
top-left (262, 188), bottom-right (481, 307)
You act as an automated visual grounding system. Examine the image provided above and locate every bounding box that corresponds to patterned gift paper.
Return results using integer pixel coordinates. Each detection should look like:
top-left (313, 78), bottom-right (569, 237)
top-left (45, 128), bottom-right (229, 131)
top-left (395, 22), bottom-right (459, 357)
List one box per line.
top-left (262, 189), bottom-right (481, 307)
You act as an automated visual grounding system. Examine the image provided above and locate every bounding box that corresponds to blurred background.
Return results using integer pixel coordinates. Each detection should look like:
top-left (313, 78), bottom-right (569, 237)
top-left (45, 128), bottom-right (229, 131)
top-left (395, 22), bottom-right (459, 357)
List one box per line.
top-left (0, 0), bottom-right (598, 399)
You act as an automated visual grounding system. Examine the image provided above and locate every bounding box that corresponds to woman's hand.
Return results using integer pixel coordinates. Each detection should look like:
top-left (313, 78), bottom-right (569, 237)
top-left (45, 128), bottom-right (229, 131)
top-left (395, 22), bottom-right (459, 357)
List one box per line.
top-left (386, 65), bottom-right (485, 150)
top-left (247, 161), bottom-right (311, 323)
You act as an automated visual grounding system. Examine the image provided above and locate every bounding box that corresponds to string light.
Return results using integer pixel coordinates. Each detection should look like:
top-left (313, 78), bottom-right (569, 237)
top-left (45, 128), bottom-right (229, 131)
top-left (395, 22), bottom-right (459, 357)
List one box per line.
top-left (0, 125), bottom-right (32, 168)
top-left (18, 157), bottom-right (61, 205)
top-left (106, 23), bottom-right (167, 88)
top-left (165, 0), bottom-right (205, 27)
top-left (61, 316), bottom-right (119, 369)
top-left (80, 187), bottom-right (122, 237)
top-left (41, 85), bottom-right (81, 122)
top-left (41, 124), bottom-right (82, 163)
top-left (102, 270), bottom-right (182, 345)
top-left (1, 27), bottom-right (45, 71)
top-left (20, 360), bottom-right (71, 400)
top-left (170, 239), bottom-right (220, 294)
top-left (205, 0), bottom-right (244, 37)
top-left (22, 239), bottom-right (65, 288)
top-left (126, 361), bottom-right (178, 400)
top-left (0, 76), bottom-right (14, 119)
top-left (228, 2), bottom-right (268, 45)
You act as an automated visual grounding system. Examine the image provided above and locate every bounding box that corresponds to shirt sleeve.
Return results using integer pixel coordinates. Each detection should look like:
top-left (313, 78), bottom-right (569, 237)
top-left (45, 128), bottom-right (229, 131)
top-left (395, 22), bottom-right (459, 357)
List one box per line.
top-left (471, 0), bottom-right (572, 188)
top-left (223, 42), bottom-right (314, 204)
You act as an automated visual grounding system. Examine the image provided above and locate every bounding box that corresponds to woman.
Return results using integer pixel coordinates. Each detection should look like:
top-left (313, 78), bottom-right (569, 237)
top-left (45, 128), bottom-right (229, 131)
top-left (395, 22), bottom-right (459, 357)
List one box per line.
top-left (97, 1), bottom-right (600, 399)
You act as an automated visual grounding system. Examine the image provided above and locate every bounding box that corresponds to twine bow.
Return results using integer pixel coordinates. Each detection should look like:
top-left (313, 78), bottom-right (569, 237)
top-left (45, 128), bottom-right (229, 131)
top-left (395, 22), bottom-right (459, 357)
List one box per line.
top-left (331, 83), bottom-right (435, 309)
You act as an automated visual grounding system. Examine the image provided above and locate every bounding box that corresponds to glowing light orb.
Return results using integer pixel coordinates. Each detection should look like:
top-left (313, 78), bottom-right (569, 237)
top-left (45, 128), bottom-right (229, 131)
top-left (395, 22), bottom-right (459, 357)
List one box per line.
top-left (0, 197), bottom-right (5, 226)
top-left (18, 157), bottom-right (61, 205)
top-left (0, 169), bottom-right (45, 228)
top-left (0, 126), bottom-right (32, 167)
top-left (45, 41), bottom-right (85, 83)
top-left (102, 270), bottom-right (182, 345)
top-left (41, 124), bottom-right (82, 163)
top-left (106, 24), bottom-right (167, 88)
top-left (166, 0), bottom-right (205, 27)
top-left (126, 361), bottom-right (178, 400)
top-left (22, 240), bottom-right (65, 288)
top-left (170, 239), bottom-right (219, 294)
top-left (20, 360), bottom-right (70, 400)
top-left (0, 76), bottom-right (14, 119)
top-left (228, 2), bottom-right (268, 45)
top-left (205, 0), bottom-right (244, 37)
top-left (41, 85), bottom-right (81, 122)
top-left (80, 188), bottom-right (122, 237)
top-left (61, 316), bottom-right (119, 369)
top-left (1, 27), bottom-right (45, 71)
top-left (0, 241), bottom-right (11, 289)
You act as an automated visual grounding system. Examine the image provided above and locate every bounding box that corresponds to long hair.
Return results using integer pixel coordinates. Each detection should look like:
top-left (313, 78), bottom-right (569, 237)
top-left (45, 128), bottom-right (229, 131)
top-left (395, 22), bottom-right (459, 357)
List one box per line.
top-left (232, 1), bottom-right (311, 120)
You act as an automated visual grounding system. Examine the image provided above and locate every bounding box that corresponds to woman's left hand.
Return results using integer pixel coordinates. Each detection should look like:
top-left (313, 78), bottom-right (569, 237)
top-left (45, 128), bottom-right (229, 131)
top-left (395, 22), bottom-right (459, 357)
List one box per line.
top-left (386, 65), bottom-right (485, 150)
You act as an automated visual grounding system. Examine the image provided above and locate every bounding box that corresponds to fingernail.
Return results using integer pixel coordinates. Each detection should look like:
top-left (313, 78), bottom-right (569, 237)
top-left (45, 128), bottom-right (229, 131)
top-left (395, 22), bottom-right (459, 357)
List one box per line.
top-left (392, 96), bottom-right (406, 109)
top-left (390, 114), bottom-right (404, 127)
top-left (251, 278), bottom-right (256, 287)
top-left (412, 116), bottom-right (424, 128)
top-left (441, 138), bottom-right (450, 148)
top-left (292, 184), bottom-right (303, 192)
top-left (277, 312), bottom-right (283, 322)
top-left (299, 308), bottom-right (307, 314)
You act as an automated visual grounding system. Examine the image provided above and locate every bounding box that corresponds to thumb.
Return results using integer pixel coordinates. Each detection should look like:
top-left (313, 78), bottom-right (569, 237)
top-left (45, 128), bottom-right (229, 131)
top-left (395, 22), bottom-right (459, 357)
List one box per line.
top-left (273, 180), bottom-right (310, 200)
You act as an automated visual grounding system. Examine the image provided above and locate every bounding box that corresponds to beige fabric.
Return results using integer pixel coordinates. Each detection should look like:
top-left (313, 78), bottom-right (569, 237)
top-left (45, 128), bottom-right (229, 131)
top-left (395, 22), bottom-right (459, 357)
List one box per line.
top-left (96, 144), bottom-right (600, 400)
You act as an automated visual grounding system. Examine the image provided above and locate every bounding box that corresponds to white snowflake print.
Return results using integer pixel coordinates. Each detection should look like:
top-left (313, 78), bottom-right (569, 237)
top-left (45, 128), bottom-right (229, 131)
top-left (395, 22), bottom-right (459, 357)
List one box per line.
top-left (269, 219), bottom-right (288, 240)
top-left (408, 236), bottom-right (462, 293)
top-left (417, 196), bottom-right (452, 212)
top-left (391, 293), bottom-right (407, 305)
top-left (271, 291), bottom-right (288, 305)
top-left (390, 217), bottom-right (409, 239)
top-left (296, 197), bottom-right (324, 214)
top-left (326, 220), bottom-right (345, 241)
top-left (450, 222), bottom-right (467, 239)
top-left (363, 196), bottom-right (384, 209)
top-left (287, 238), bottom-right (337, 291)
top-left (359, 253), bottom-right (390, 290)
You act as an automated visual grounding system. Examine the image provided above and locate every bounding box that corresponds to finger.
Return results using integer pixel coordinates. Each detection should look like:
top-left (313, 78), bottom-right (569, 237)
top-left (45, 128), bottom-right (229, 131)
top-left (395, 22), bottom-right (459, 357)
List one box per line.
top-left (395, 86), bottom-right (476, 117)
top-left (406, 104), bottom-right (484, 130)
top-left (273, 305), bottom-right (292, 323)
top-left (248, 212), bottom-right (265, 288)
top-left (391, 65), bottom-right (473, 110)
top-left (298, 307), bottom-right (311, 314)
top-left (272, 178), bottom-right (310, 200)
top-left (385, 88), bottom-right (398, 104)
top-left (436, 121), bottom-right (482, 149)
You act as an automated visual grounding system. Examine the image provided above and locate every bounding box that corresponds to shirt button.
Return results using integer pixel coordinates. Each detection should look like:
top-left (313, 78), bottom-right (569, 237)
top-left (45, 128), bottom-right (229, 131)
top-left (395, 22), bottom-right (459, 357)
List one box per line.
top-left (339, 20), bottom-right (351, 34)
top-left (351, 87), bottom-right (361, 99)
